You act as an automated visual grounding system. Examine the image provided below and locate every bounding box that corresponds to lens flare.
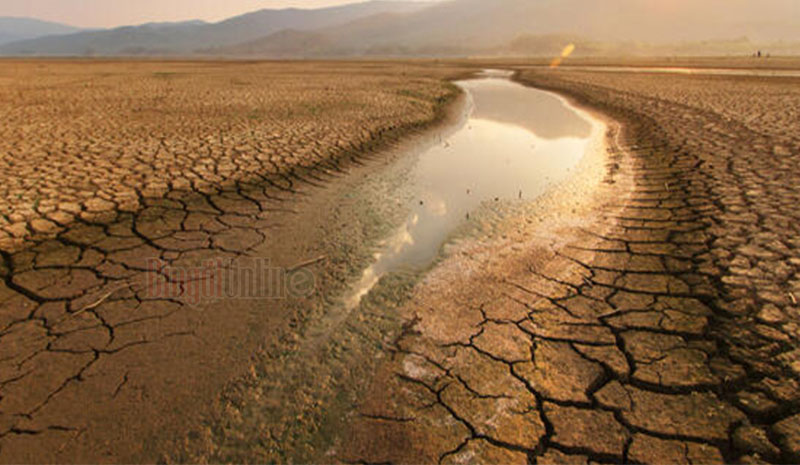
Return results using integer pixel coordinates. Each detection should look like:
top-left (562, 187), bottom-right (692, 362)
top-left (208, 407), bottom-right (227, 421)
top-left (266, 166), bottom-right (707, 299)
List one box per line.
top-left (549, 43), bottom-right (576, 69)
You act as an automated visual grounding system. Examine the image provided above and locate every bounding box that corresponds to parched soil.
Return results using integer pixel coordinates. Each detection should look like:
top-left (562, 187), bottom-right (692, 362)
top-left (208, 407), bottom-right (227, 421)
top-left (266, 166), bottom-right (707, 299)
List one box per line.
top-left (3, 60), bottom-right (800, 464)
top-left (0, 60), bottom-right (465, 252)
top-left (0, 60), bottom-right (469, 463)
top-left (340, 70), bottom-right (800, 464)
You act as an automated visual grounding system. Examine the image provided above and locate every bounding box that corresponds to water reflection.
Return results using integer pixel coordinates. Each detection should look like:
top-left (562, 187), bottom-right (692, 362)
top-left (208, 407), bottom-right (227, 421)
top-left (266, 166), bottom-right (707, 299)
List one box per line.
top-left (464, 78), bottom-right (592, 139)
top-left (345, 76), bottom-right (598, 308)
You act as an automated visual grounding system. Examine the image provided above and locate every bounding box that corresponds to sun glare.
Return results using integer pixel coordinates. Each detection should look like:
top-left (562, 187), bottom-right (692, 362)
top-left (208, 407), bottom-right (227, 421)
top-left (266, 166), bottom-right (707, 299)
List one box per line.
top-left (549, 43), bottom-right (576, 68)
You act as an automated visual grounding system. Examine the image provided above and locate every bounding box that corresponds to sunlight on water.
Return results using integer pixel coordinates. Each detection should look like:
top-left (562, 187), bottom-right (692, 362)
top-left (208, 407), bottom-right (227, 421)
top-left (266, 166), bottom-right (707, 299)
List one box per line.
top-left (345, 75), bottom-right (598, 309)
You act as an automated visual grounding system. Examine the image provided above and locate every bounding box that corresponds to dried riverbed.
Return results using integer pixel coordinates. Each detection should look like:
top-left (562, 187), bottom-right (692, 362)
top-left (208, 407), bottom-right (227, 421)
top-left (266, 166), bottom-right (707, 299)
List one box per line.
top-left (6, 60), bottom-right (794, 464)
top-left (166, 72), bottom-right (606, 463)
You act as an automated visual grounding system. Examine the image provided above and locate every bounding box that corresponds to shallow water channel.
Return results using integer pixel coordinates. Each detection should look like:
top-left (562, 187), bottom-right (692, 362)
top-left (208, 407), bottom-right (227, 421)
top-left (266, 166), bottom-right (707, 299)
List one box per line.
top-left (345, 71), bottom-right (596, 307)
top-left (187, 70), bottom-right (606, 462)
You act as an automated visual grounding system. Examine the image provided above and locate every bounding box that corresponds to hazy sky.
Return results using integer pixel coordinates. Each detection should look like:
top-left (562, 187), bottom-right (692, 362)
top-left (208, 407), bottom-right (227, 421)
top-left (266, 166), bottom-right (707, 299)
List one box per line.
top-left (0, 0), bottom-right (434, 28)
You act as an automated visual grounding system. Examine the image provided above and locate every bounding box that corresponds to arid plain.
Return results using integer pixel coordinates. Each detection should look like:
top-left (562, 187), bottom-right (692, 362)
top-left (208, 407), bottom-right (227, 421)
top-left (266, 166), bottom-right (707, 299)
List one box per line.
top-left (1, 59), bottom-right (800, 464)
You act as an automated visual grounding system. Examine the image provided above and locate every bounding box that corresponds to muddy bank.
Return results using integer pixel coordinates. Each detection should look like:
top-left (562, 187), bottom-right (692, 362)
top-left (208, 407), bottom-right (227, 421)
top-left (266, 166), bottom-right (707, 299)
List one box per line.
top-left (162, 91), bottom-right (472, 463)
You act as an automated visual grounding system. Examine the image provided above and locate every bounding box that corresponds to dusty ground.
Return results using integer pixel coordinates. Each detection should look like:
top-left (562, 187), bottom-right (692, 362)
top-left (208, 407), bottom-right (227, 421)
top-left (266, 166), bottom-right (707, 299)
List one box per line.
top-left (0, 60), bottom-right (469, 463)
top-left (340, 69), bottom-right (800, 464)
top-left (3, 59), bottom-right (800, 464)
top-left (0, 60), bottom-right (466, 252)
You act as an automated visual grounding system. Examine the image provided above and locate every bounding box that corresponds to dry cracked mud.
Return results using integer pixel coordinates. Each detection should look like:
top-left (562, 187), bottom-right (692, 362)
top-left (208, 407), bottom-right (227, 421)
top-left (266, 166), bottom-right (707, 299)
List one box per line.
top-left (0, 60), bottom-right (469, 463)
top-left (2, 60), bottom-right (800, 464)
top-left (0, 60), bottom-right (464, 253)
top-left (340, 69), bottom-right (800, 464)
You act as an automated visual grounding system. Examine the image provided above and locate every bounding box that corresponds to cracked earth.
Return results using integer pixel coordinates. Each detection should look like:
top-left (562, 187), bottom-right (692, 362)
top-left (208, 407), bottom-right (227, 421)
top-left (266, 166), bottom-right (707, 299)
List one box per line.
top-left (0, 61), bottom-right (464, 462)
top-left (2, 61), bottom-right (800, 464)
top-left (340, 69), bottom-right (800, 464)
top-left (0, 61), bottom-right (462, 252)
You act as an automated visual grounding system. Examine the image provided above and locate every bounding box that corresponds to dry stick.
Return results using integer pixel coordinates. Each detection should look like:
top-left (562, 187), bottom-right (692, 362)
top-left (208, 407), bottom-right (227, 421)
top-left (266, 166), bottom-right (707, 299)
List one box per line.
top-left (73, 283), bottom-right (133, 317)
top-left (791, 292), bottom-right (798, 305)
top-left (288, 255), bottom-right (326, 272)
top-left (5, 282), bottom-right (134, 349)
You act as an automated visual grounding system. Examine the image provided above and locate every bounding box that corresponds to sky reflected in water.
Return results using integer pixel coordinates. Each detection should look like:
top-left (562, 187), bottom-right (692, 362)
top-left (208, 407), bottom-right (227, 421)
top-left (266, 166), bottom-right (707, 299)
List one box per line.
top-left (346, 76), bottom-right (597, 308)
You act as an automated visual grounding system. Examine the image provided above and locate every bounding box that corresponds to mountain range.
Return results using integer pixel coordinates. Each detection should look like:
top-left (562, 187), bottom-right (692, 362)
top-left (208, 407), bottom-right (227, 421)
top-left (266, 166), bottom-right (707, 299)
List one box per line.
top-left (0, 17), bottom-right (82, 46)
top-left (2, 0), bottom-right (799, 57)
top-left (0, 1), bottom-right (429, 55)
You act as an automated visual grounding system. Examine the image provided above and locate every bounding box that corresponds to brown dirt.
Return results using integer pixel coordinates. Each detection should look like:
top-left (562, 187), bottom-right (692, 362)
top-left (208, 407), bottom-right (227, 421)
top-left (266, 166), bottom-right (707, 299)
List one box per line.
top-left (3, 59), bottom-right (800, 464)
top-left (339, 68), bottom-right (800, 464)
top-left (0, 60), bottom-right (466, 253)
top-left (0, 60), bottom-right (470, 463)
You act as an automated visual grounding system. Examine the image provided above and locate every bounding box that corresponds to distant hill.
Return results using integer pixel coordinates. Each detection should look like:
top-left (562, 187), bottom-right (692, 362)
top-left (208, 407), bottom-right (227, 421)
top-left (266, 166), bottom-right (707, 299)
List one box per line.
top-left (207, 29), bottom-right (334, 58)
top-left (0, 17), bottom-right (81, 46)
top-left (209, 0), bottom-right (800, 58)
top-left (2, 0), bottom-right (799, 57)
top-left (0, 1), bottom-right (430, 56)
